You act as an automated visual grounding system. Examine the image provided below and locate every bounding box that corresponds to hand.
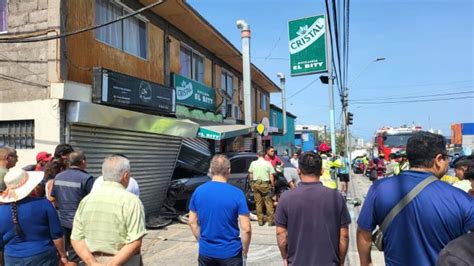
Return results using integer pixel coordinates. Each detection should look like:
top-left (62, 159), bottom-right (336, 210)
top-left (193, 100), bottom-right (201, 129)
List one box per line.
top-left (59, 256), bottom-right (68, 266)
top-left (283, 258), bottom-right (288, 266)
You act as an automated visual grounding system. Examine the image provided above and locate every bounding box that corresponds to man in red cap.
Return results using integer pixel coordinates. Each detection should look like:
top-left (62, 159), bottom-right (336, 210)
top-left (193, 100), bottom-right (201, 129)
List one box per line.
top-left (35, 152), bottom-right (52, 171)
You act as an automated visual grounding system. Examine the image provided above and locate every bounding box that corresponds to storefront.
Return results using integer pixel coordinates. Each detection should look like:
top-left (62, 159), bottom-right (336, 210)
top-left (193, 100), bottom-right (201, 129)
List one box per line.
top-left (65, 69), bottom-right (199, 218)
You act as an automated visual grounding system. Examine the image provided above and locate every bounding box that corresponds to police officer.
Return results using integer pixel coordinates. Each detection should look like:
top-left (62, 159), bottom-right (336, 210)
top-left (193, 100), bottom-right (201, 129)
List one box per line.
top-left (248, 151), bottom-right (275, 226)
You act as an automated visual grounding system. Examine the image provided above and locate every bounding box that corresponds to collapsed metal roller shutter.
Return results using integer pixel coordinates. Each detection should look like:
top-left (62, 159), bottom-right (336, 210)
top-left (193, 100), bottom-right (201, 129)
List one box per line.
top-left (68, 124), bottom-right (182, 217)
top-left (176, 138), bottom-right (211, 174)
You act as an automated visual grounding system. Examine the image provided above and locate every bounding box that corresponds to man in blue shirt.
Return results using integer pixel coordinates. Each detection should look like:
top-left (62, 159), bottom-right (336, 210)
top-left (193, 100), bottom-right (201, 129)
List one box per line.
top-left (357, 132), bottom-right (474, 266)
top-left (188, 155), bottom-right (252, 265)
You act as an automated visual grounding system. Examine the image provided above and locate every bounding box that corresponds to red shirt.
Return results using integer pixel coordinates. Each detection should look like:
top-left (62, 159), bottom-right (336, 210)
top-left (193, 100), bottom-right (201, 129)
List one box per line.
top-left (265, 155), bottom-right (282, 167)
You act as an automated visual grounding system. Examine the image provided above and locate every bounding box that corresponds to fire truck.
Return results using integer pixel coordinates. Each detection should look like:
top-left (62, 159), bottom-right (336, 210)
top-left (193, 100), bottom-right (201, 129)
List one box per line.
top-left (373, 125), bottom-right (423, 161)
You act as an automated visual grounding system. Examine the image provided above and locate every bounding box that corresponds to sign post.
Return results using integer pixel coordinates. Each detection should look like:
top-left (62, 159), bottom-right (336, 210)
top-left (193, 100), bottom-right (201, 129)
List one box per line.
top-left (288, 14), bottom-right (337, 155)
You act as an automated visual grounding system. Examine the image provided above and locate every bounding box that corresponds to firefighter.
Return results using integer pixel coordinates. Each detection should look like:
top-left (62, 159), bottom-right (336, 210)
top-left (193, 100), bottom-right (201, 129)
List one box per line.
top-left (317, 143), bottom-right (337, 189)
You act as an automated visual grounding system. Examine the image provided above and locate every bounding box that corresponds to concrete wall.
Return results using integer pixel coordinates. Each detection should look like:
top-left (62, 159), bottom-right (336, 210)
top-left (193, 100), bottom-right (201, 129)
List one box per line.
top-left (0, 0), bottom-right (61, 102)
top-left (0, 99), bottom-right (61, 168)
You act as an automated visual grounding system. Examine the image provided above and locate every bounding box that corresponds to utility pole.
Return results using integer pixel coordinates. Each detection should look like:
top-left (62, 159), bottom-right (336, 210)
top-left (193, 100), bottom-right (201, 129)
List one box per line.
top-left (326, 17), bottom-right (337, 154)
top-left (277, 73), bottom-right (287, 135)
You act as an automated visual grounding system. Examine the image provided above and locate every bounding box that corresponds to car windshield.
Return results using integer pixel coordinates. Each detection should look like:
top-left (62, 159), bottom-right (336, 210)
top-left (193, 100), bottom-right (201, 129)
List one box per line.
top-left (383, 133), bottom-right (413, 148)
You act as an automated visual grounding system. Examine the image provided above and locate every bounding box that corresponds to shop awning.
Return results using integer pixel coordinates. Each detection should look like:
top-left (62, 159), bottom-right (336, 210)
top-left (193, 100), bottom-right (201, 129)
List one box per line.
top-left (197, 124), bottom-right (253, 140)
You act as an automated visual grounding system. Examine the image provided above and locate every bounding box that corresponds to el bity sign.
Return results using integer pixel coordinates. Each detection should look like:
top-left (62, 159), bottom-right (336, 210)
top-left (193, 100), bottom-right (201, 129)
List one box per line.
top-left (172, 73), bottom-right (216, 112)
top-left (288, 15), bottom-right (327, 76)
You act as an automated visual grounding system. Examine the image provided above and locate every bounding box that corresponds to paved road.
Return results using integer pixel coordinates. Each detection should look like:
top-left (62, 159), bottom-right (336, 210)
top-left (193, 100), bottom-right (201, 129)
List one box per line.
top-left (141, 173), bottom-right (384, 265)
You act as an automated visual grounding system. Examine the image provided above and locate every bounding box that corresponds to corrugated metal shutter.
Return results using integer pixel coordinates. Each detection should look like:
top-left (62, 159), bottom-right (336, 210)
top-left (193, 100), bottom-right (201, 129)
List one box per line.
top-left (176, 138), bottom-right (211, 174)
top-left (68, 125), bottom-right (182, 218)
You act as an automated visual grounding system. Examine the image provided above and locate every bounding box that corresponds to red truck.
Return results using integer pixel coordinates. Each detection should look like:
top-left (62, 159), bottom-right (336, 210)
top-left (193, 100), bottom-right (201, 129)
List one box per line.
top-left (373, 125), bottom-right (423, 161)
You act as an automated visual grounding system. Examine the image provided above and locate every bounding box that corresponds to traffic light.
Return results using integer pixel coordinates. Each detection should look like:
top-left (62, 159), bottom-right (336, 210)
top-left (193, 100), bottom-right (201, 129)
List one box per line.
top-left (319, 75), bottom-right (329, 84)
top-left (346, 112), bottom-right (353, 125)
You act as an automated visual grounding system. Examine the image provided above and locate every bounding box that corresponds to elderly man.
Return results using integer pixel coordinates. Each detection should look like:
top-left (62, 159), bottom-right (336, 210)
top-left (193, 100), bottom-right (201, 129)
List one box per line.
top-left (188, 155), bottom-right (251, 265)
top-left (71, 155), bottom-right (147, 265)
top-left (0, 147), bottom-right (18, 192)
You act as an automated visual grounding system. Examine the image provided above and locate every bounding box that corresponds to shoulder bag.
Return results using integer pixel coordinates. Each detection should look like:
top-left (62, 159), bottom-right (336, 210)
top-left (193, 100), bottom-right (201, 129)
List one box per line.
top-left (372, 175), bottom-right (437, 251)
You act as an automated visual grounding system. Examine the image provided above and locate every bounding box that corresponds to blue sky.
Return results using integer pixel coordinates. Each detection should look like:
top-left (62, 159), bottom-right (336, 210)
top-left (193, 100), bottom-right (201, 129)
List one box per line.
top-left (188, 0), bottom-right (474, 140)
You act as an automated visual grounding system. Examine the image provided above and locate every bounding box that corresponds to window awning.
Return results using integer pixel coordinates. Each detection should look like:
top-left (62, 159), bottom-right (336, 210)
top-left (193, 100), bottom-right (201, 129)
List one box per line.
top-left (197, 124), bottom-right (253, 140)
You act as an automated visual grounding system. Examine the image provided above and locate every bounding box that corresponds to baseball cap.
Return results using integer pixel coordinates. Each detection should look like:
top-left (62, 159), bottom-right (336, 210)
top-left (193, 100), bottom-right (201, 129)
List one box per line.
top-left (36, 151), bottom-right (52, 163)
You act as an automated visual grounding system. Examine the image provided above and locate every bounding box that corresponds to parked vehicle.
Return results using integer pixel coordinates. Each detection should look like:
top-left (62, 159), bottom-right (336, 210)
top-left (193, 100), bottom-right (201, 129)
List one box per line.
top-left (352, 157), bottom-right (365, 174)
top-left (166, 152), bottom-right (258, 211)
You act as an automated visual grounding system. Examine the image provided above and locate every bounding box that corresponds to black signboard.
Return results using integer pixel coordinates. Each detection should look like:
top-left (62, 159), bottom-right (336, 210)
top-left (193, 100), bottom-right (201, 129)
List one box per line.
top-left (92, 68), bottom-right (175, 115)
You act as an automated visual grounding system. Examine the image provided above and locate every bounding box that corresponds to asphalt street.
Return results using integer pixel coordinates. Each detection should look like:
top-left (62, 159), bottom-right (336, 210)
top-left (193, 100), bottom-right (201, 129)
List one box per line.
top-left (141, 173), bottom-right (385, 265)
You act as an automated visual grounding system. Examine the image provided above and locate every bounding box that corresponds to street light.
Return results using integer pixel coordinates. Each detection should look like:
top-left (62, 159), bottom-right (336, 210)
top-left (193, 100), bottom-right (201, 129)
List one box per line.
top-left (349, 57), bottom-right (386, 88)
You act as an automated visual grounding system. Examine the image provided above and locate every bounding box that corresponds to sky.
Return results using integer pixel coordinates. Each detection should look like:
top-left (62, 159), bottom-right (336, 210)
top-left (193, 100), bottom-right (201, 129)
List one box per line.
top-left (187, 0), bottom-right (474, 140)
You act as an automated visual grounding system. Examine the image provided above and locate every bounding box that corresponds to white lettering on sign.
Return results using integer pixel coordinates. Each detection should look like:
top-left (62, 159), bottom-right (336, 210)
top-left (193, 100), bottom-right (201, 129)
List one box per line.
top-left (289, 18), bottom-right (325, 55)
top-left (176, 81), bottom-right (193, 100)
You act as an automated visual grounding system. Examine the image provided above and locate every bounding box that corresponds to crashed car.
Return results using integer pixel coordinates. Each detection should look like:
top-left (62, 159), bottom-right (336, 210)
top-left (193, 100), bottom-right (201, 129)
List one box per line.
top-left (166, 152), bottom-right (258, 212)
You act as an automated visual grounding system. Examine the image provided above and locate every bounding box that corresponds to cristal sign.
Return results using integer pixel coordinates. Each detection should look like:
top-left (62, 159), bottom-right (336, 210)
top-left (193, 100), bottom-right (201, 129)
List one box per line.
top-left (288, 15), bottom-right (327, 76)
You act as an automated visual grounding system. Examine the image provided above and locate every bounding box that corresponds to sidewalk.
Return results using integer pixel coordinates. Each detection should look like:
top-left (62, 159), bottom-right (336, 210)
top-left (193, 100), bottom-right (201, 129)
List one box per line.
top-left (141, 173), bottom-right (385, 265)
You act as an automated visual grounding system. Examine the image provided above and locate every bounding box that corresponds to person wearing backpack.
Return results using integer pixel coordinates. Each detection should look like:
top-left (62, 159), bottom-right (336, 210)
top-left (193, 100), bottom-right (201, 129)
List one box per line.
top-left (356, 132), bottom-right (474, 266)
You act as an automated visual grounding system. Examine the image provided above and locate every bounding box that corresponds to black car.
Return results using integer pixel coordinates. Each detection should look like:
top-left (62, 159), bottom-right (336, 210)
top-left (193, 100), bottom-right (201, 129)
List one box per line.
top-left (167, 152), bottom-right (258, 211)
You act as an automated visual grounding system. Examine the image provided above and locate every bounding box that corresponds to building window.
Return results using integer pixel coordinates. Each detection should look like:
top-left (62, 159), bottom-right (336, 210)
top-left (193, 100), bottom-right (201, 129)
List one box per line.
top-left (221, 69), bottom-right (234, 118)
top-left (95, 0), bottom-right (148, 59)
top-left (0, 120), bottom-right (35, 149)
top-left (221, 98), bottom-right (227, 117)
top-left (0, 0), bottom-right (7, 33)
top-left (272, 112), bottom-right (277, 127)
top-left (234, 106), bottom-right (241, 120)
top-left (180, 45), bottom-right (204, 83)
top-left (260, 91), bottom-right (267, 110)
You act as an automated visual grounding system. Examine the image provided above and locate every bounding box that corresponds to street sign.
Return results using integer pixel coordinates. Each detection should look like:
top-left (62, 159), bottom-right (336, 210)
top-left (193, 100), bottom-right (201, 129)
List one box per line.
top-left (288, 15), bottom-right (327, 76)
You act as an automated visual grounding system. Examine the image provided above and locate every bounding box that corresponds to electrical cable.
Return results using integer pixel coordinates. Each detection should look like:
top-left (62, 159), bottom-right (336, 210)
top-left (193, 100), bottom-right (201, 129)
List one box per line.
top-left (351, 90), bottom-right (474, 102)
top-left (0, 0), bottom-right (165, 43)
top-left (351, 95), bottom-right (474, 105)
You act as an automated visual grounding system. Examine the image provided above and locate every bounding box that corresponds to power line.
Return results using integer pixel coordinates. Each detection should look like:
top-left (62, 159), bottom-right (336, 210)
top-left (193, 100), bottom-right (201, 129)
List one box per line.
top-left (351, 90), bottom-right (474, 102)
top-left (0, 0), bottom-right (165, 43)
top-left (355, 79), bottom-right (473, 91)
top-left (351, 95), bottom-right (474, 105)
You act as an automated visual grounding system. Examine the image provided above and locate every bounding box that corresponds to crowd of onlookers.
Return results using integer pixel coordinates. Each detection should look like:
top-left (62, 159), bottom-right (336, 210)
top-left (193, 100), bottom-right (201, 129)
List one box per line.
top-left (1, 131), bottom-right (473, 266)
top-left (0, 144), bottom-right (146, 266)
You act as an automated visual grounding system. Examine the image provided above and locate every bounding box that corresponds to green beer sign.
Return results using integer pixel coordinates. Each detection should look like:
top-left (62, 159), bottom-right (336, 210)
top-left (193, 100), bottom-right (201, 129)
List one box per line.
top-left (288, 15), bottom-right (327, 76)
top-left (172, 73), bottom-right (216, 112)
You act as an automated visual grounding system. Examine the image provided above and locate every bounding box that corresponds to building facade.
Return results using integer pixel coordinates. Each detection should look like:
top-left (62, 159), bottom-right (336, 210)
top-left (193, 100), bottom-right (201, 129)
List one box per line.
top-left (0, 0), bottom-right (280, 217)
top-left (269, 104), bottom-right (296, 156)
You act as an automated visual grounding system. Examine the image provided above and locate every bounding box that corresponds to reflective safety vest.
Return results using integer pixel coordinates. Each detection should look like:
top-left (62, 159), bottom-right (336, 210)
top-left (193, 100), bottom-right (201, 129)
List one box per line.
top-left (321, 155), bottom-right (337, 189)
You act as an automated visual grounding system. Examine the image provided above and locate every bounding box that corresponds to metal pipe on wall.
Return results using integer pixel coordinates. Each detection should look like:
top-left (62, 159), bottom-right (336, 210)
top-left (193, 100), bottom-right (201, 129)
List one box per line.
top-left (236, 20), bottom-right (252, 127)
top-left (277, 72), bottom-right (287, 135)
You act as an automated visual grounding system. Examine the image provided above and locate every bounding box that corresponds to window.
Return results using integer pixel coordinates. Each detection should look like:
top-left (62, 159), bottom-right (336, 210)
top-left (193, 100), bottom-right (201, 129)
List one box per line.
top-left (231, 158), bottom-right (247, 174)
top-left (180, 45), bottom-right (204, 83)
top-left (0, 0), bottom-right (7, 33)
top-left (272, 112), bottom-right (277, 127)
top-left (95, 0), bottom-right (147, 59)
top-left (234, 106), bottom-right (241, 120)
top-left (221, 69), bottom-right (234, 118)
top-left (221, 98), bottom-right (228, 117)
top-left (0, 120), bottom-right (35, 149)
top-left (260, 91), bottom-right (267, 110)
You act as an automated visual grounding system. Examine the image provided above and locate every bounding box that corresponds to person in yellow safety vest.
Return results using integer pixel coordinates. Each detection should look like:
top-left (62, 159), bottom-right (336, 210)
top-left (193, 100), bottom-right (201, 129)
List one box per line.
top-left (361, 155), bottom-right (369, 175)
top-left (317, 143), bottom-right (337, 189)
top-left (399, 150), bottom-right (410, 172)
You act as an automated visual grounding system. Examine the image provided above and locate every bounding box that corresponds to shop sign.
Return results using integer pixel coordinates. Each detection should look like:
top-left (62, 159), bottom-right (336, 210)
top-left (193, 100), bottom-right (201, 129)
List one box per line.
top-left (92, 68), bottom-right (175, 115)
top-left (288, 15), bottom-right (327, 76)
top-left (172, 73), bottom-right (216, 112)
top-left (197, 127), bottom-right (221, 140)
